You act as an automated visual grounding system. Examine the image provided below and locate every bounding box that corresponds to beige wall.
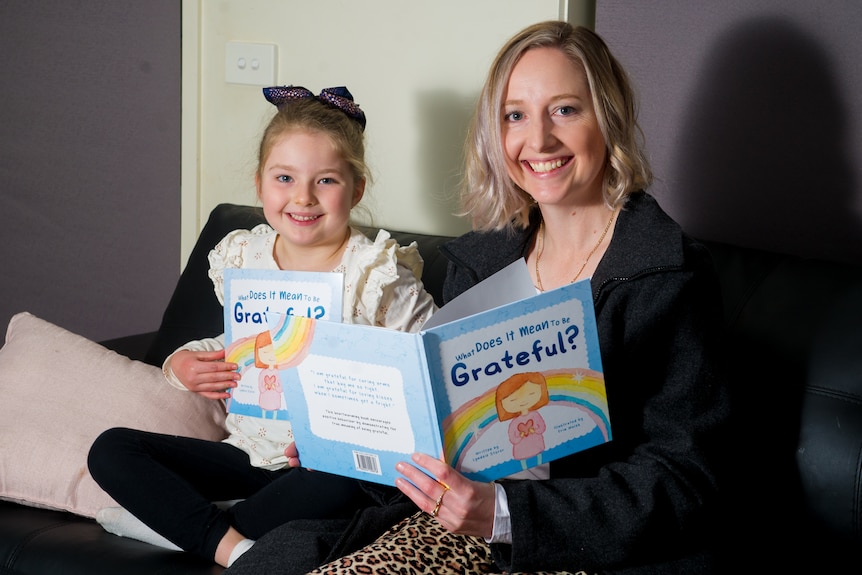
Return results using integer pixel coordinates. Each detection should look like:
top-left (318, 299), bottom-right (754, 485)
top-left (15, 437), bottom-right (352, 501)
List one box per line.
top-left (181, 0), bottom-right (594, 267)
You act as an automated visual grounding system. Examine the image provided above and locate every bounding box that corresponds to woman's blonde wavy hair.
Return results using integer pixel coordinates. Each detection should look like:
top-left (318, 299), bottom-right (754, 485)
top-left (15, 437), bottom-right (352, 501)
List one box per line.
top-left (460, 21), bottom-right (652, 232)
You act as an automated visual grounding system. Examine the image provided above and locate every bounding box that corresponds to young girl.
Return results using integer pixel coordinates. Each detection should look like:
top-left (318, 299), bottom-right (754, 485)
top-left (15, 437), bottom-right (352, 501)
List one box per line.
top-left (87, 85), bottom-right (437, 568)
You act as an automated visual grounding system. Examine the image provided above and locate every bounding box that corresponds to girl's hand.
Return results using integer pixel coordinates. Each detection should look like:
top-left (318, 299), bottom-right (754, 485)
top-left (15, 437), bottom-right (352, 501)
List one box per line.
top-left (395, 452), bottom-right (497, 539)
top-left (168, 349), bottom-right (239, 400)
top-left (284, 442), bottom-right (302, 468)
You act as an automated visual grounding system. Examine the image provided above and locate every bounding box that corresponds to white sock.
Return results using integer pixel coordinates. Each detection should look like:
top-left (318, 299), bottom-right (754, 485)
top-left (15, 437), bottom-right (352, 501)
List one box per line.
top-left (227, 538), bottom-right (255, 567)
top-left (96, 506), bottom-right (181, 551)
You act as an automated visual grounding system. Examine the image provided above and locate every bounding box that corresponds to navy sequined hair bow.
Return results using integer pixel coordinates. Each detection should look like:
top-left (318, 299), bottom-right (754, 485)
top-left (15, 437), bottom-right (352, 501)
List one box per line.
top-left (262, 85), bottom-right (367, 131)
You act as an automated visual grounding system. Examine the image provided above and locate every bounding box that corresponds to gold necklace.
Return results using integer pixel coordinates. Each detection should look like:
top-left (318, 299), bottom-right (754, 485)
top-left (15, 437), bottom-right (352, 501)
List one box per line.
top-left (534, 209), bottom-right (617, 292)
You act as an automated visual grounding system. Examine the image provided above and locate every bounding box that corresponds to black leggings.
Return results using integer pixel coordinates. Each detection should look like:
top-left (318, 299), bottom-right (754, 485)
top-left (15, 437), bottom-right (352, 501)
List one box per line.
top-left (87, 427), bottom-right (372, 561)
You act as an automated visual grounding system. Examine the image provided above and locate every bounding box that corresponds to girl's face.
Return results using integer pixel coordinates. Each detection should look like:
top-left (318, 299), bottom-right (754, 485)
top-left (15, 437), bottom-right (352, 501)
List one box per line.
top-left (257, 129), bottom-right (364, 252)
top-left (502, 46), bottom-right (607, 206)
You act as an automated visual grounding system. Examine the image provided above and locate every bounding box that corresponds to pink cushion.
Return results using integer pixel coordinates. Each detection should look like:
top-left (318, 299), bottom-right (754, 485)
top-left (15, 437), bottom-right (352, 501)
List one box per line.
top-left (0, 312), bottom-right (228, 517)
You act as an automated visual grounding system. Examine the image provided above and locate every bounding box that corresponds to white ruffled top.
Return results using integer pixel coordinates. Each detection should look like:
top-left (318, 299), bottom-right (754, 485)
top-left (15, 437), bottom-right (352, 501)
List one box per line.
top-left (163, 224), bottom-right (437, 470)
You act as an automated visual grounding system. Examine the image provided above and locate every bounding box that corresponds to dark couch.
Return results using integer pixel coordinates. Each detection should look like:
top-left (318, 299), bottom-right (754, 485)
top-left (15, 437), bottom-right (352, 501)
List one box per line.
top-left (2, 202), bottom-right (860, 574)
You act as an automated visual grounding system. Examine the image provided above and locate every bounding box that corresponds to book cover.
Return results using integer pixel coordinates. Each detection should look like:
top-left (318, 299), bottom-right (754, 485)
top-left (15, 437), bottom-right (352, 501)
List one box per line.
top-left (270, 263), bottom-right (610, 485)
top-left (222, 268), bottom-right (343, 420)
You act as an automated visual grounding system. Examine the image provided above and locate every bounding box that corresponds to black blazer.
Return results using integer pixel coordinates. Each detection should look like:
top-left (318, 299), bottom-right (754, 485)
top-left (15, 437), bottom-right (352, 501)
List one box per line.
top-left (440, 191), bottom-right (732, 573)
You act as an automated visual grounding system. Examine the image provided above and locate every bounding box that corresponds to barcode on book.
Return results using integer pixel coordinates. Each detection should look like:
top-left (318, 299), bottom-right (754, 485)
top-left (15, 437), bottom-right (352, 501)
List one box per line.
top-left (352, 451), bottom-right (381, 475)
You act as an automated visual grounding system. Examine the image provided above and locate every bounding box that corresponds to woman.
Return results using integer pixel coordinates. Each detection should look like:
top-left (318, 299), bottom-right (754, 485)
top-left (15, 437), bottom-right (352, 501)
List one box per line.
top-left (228, 21), bottom-right (732, 575)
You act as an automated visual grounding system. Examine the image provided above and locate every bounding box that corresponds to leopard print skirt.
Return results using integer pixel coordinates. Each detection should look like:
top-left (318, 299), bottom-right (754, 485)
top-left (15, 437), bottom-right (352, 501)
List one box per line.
top-left (308, 511), bottom-right (587, 575)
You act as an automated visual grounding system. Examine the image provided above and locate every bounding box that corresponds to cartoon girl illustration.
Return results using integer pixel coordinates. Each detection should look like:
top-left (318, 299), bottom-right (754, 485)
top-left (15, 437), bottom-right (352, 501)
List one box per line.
top-left (495, 371), bottom-right (550, 469)
top-left (254, 330), bottom-right (282, 419)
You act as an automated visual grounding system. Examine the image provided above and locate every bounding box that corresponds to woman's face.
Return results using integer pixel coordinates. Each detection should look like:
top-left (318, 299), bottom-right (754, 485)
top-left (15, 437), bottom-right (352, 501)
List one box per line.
top-left (502, 47), bottom-right (607, 206)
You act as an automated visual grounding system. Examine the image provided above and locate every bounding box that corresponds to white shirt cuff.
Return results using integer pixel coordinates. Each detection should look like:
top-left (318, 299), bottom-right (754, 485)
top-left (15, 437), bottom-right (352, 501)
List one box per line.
top-left (487, 482), bottom-right (512, 544)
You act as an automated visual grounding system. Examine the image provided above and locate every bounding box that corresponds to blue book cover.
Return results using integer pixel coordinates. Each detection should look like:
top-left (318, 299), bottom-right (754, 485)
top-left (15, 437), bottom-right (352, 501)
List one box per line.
top-left (271, 268), bottom-right (610, 486)
top-left (222, 268), bottom-right (343, 420)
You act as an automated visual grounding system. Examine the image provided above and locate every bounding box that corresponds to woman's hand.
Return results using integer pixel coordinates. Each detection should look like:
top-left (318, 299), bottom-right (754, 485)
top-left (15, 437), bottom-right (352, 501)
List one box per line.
top-left (395, 452), bottom-right (497, 539)
top-left (168, 349), bottom-right (238, 400)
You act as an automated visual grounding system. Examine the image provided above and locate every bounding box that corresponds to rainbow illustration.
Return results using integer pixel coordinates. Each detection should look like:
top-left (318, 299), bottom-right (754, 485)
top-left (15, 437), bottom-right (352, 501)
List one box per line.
top-left (225, 315), bottom-right (316, 375)
top-left (268, 314), bottom-right (316, 368)
top-left (225, 334), bottom-right (258, 374)
top-left (441, 368), bottom-right (610, 468)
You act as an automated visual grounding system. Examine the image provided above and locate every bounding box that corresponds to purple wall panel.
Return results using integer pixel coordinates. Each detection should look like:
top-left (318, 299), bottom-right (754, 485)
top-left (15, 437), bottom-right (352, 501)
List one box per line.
top-left (596, 1), bottom-right (862, 264)
top-left (0, 1), bottom-right (181, 341)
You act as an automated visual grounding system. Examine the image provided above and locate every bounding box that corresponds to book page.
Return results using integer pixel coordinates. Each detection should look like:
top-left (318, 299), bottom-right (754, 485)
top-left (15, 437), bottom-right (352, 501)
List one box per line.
top-left (223, 268), bottom-right (343, 420)
top-left (422, 259), bottom-right (536, 329)
top-left (272, 314), bottom-right (444, 485)
top-left (423, 280), bottom-right (610, 482)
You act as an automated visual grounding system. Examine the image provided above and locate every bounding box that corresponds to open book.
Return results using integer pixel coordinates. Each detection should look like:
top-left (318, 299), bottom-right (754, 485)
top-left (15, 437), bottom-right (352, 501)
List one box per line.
top-left (269, 261), bottom-right (611, 485)
top-left (222, 268), bottom-right (343, 420)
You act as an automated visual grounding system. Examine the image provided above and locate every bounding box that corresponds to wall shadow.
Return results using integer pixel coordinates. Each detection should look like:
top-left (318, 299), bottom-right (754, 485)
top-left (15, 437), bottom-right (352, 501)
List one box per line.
top-left (672, 16), bottom-right (861, 265)
top-left (413, 90), bottom-right (476, 238)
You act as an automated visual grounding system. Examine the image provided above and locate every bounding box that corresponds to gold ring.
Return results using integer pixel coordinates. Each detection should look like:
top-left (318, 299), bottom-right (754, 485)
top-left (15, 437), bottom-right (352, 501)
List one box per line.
top-left (430, 486), bottom-right (449, 518)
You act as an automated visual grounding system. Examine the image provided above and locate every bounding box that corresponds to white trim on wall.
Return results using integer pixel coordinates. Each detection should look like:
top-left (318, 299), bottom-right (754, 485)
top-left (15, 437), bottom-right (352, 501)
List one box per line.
top-left (181, 0), bottom-right (202, 268)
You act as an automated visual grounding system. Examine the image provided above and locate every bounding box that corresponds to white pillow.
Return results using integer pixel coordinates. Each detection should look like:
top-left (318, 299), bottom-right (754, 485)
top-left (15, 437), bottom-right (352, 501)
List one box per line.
top-left (0, 312), bottom-right (228, 518)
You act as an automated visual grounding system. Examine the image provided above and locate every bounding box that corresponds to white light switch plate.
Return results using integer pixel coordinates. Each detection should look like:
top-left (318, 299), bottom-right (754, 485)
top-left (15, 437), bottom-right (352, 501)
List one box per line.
top-left (225, 42), bottom-right (277, 86)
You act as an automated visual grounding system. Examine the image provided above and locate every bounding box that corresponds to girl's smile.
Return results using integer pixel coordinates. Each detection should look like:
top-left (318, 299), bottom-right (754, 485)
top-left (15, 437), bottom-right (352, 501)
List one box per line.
top-left (256, 129), bottom-right (364, 270)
